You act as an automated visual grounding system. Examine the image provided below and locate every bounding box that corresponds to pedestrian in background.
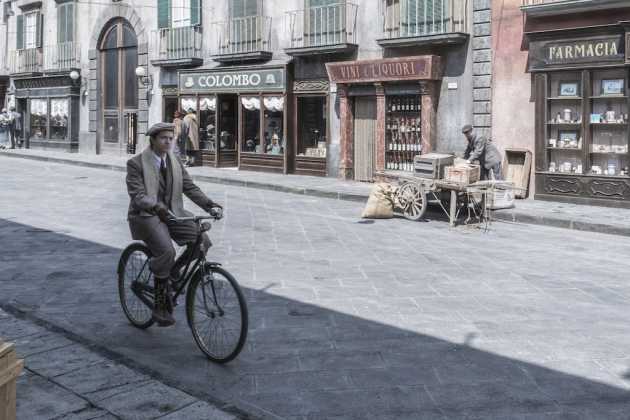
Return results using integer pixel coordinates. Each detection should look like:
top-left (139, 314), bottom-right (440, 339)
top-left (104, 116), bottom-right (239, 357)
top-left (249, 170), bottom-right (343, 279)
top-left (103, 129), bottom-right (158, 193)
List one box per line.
top-left (0, 108), bottom-right (10, 149)
top-left (183, 109), bottom-right (199, 166)
top-left (173, 111), bottom-right (184, 159)
top-left (9, 106), bottom-right (22, 149)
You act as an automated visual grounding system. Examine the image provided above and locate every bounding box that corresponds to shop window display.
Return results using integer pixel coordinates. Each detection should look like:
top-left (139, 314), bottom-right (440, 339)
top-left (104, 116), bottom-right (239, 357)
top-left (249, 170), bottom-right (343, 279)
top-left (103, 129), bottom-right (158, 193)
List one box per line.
top-left (50, 99), bottom-right (69, 140)
top-left (297, 96), bottom-right (327, 158)
top-left (30, 99), bottom-right (48, 140)
top-left (199, 96), bottom-right (217, 151)
top-left (263, 96), bottom-right (284, 155)
top-left (241, 96), bottom-right (261, 153)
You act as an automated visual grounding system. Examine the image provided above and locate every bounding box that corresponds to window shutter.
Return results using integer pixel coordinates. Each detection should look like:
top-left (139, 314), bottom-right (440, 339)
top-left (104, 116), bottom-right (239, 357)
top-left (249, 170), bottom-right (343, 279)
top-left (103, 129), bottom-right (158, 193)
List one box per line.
top-left (16, 14), bottom-right (23, 49)
top-left (58, 4), bottom-right (66, 43)
top-left (67, 3), bottom-right (74, 42)
top-left (190, 0), bottom-right (200, 26)
top-left (36, 12), bottom-right (43, 48)
top-left (157, 0), bottom-right (171, 29)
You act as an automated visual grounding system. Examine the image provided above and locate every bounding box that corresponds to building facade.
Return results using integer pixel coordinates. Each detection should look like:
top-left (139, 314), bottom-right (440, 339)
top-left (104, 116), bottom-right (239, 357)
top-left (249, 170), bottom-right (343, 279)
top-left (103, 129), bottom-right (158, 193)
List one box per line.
top-left (494, 0), bottom-right (630, 207)
top-left (0, 0), bottom-right (483, 181)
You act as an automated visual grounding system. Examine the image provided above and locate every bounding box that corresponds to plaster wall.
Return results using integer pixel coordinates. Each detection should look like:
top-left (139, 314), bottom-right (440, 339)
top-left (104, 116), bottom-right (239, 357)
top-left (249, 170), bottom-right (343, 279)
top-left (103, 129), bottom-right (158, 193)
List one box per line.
top-left (492, 0), bottom-right (535, 191)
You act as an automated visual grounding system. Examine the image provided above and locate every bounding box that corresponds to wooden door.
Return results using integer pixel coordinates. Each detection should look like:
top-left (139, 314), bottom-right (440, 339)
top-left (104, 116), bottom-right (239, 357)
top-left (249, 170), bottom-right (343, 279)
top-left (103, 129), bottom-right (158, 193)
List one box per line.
top-left (354, 96), bottom-right (377, 181)
top-left (99, 19), bottom-right (138, 155)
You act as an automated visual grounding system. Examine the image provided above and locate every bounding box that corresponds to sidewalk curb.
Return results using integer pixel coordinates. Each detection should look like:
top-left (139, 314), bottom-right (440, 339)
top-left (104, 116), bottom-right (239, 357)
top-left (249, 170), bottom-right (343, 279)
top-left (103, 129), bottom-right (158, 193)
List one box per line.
top-left (0, 302), bottom-right (261, 420)
top-left (2, 150), bottom-right (629, 238)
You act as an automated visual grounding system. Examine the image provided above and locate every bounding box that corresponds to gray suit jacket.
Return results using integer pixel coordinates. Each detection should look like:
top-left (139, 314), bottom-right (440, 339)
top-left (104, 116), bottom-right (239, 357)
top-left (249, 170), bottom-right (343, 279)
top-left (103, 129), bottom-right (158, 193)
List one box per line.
top-left (464, 134), bottom-right (502, 170)
top-left (126, 148), bottom-right (213, 238)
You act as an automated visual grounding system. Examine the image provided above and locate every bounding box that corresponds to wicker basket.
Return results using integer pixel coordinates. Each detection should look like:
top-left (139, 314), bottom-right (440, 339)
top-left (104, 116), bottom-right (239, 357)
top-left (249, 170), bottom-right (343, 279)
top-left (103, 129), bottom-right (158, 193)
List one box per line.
top-left (444, 165), bottom-right (480, 184)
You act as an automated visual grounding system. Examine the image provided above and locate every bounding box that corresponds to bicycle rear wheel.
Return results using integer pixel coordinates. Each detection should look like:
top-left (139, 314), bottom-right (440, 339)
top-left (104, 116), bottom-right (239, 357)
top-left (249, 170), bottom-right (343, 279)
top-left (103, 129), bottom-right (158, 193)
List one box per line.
top-left (118, 243), bottom-right (155, 329)
top-left (186, 264), bottom-right (248, 363)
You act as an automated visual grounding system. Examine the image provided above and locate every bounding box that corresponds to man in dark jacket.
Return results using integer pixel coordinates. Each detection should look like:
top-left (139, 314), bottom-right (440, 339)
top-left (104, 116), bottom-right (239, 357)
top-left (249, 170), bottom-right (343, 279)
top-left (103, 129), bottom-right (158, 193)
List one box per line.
top-left (126, 122), bottom-right (222, 326)
top-left (462, 124), bottom-right (503, 180)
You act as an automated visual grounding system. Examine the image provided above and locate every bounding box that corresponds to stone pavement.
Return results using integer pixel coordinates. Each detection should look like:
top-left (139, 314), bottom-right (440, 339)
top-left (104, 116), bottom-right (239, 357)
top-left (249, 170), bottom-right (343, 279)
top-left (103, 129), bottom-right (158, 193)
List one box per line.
top-left (3, 148), bottom-right (630, 237)
top-left (3, 158), bottom-right (630, 418)
top-left (0, 307), bottom-right (240, 420)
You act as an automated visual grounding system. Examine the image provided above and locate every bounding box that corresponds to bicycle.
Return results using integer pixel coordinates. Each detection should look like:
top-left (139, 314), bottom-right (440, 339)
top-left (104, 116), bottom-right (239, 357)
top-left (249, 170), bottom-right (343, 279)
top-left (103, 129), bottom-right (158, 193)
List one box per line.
top-left (117, 209), bottom-right (248, 363)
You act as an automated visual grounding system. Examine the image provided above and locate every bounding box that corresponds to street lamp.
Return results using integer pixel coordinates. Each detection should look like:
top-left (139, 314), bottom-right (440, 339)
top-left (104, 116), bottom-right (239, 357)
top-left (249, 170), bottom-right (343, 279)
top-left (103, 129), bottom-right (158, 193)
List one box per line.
top-left (69, 69), bottom-right (88, 97)
top-left (135, 66), bottom-right (153, 97)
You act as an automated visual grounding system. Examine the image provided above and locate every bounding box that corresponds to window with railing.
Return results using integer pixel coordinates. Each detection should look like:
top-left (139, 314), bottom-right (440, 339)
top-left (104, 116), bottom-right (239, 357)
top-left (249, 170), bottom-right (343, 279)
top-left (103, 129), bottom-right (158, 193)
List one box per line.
top-left (286, 1), bottom-right (358, 49)
top-left (155, 0), bottom-right (202, 60)
top-left (215, 0), bottom-right (269, 54)
top-left (383, 0), bottom-right (468, 38)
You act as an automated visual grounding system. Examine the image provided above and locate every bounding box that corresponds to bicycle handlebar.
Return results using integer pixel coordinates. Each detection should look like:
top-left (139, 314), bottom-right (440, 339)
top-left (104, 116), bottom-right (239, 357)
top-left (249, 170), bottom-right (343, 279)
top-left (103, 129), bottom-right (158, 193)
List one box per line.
top-left (167, 209), bottom-right (223, 223)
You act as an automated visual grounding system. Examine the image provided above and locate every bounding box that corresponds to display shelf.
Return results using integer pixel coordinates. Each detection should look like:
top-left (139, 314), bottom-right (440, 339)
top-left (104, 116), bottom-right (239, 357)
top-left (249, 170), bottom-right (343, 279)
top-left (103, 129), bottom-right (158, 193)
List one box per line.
top-left (548, 96), bottom-right (582, 101)
top-left (589, 122), bottom-right (628, 126)
top-left (546, 147), bottom-right (582, 151)
top-left (590, 95), bottom-right (628, 99)
top-left (386, 95), bottom-right (421, 173)
top-left (546, 122), bottom-right (581, 126)
top-left (589, 151), bottom-right (629, 155)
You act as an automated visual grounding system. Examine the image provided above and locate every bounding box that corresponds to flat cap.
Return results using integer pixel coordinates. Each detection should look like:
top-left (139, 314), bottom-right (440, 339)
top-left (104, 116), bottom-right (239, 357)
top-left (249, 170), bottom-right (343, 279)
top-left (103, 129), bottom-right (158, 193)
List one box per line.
top-left (146, 122), bottom-right (175, 137)
top-left (461, 124), bottom-right (473, 134)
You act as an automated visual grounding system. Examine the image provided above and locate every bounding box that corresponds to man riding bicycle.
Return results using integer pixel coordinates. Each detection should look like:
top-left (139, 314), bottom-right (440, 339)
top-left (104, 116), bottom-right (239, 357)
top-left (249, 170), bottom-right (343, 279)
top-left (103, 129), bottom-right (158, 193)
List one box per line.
top-left (126, 122), bottom-right (222, 327)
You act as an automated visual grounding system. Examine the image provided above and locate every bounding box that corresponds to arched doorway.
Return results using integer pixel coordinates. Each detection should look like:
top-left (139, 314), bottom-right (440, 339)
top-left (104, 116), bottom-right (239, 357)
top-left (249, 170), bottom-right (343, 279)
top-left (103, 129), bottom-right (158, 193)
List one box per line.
top-left (98, 18), bottom-right (138, 154)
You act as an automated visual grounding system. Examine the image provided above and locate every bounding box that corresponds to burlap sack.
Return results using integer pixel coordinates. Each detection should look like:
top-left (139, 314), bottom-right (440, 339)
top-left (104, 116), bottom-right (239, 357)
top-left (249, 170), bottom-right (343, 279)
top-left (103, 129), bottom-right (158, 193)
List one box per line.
top-left (361, 183), bottom-right (396, 219)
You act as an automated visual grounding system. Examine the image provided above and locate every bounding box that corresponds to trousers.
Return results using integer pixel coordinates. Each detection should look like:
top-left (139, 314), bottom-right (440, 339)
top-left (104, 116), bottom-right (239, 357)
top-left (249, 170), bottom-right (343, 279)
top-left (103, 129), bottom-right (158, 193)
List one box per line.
top-left (128, 215), bottom-right (210, 278)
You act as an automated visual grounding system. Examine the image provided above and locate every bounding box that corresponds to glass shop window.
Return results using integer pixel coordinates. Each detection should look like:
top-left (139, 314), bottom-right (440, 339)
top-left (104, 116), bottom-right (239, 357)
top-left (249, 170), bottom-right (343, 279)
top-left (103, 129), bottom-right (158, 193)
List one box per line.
top-left (263, 96), bottom-right (284, 155)
top-left (50, 99), bottom-right (69, 140)
top-left (297, 96), bottom-right (326, 158)
top-left (30, 99), bottom-right (47, 139)
top-left (199, 96), bottom-right (217, 151)
top-left (241, 96), bottom-right (261, 153)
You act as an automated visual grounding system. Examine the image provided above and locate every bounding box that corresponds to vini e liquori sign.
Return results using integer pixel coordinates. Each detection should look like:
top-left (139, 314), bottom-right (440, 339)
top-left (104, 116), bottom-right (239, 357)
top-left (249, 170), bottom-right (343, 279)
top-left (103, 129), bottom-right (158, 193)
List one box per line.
top-left (179, 68), bottom-right (285, 92)
top-left (326, 56), bottom-right (442, 84)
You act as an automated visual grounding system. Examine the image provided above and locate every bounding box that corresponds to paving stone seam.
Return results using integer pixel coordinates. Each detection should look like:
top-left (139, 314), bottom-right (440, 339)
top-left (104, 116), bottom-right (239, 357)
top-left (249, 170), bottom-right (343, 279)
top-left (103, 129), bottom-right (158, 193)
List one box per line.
top-left (24, 366), bottom-right (122, 420)
top-left (0, 302), bottom-right (254, 420)
top-left (4, 150), bottom-right (629, 238)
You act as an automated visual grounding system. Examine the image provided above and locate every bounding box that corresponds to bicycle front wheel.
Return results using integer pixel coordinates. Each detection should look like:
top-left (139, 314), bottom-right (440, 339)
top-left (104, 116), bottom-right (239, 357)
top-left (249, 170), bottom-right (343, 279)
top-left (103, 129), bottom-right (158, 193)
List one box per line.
top-left (186, 264), bottom-right (248, 363)
top-left (118, 243), bottom-right (155, 329)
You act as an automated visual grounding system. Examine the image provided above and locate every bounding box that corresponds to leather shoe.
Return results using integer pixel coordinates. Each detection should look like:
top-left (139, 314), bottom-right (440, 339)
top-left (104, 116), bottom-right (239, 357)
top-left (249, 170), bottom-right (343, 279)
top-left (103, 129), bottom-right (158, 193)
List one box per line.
top-left (153, 277), bottom-right (175, 327)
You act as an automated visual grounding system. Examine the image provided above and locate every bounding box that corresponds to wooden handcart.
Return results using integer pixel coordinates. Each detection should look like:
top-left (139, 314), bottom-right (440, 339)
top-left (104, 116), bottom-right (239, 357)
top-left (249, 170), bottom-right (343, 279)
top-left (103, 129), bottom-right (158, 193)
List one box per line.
top-left (394, 174), bottom-right (515, 228)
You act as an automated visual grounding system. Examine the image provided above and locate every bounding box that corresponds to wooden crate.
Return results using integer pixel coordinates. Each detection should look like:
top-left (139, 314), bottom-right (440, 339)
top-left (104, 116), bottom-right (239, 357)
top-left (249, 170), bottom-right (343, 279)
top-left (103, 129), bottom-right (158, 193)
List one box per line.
top-left (0, 339), bottom-right (24, 420)
top-left (502, 148), bottom-right (532, 199)
top-left (413, 153), bottom-right (454, 180)
top-left (444, 165), bottom-right (480, 184)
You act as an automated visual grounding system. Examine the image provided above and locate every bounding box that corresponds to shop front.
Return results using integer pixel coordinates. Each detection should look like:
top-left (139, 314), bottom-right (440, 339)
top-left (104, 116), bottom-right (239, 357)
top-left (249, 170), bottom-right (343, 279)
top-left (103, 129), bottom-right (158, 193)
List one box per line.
top-left (527, 24), bottom-right (630, 207)
top-left (177, 64), bottom-right (289, 173)
top-left (326, 55), bottom-right (442, 182)
top-left (13, 75), bottom-right (80, 152)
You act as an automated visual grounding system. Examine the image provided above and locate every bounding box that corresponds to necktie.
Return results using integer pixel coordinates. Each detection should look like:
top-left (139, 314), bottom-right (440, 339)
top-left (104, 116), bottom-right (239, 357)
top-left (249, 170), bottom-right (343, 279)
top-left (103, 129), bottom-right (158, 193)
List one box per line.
top-left (160, 158), bottom-right (167, 181)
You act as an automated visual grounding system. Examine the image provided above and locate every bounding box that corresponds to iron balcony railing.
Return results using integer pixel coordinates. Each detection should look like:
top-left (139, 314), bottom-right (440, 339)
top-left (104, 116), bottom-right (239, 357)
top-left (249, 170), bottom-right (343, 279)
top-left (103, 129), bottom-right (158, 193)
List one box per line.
top-left (152, 25), bottom-right (203, 61)
top-left (382, 0), bottom-right (468, 39)
top-left (286, 2), bottom-right (358, 49)
top-left (8, 48), bottom-right (42, 74)
top-left (211, 15), bottom-right (272, 56)
top-left (522, 0), bottom-right (583, 5)
top-left (43, 42), bottom-right (81, 71)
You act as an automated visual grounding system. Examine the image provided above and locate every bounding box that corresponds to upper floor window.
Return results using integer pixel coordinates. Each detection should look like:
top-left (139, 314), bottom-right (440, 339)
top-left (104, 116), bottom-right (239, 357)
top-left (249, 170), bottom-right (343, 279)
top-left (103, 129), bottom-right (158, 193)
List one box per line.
top-left (57, 2), bottom-right (75, 43)
top-left (16, 11), bottom-right (42, 50)
top-left (230, 0), bottom-right (259, 18)
top-left (157, 0), bottom-right (200, 29)
top-left (385, 0), bottom-right (447, 36)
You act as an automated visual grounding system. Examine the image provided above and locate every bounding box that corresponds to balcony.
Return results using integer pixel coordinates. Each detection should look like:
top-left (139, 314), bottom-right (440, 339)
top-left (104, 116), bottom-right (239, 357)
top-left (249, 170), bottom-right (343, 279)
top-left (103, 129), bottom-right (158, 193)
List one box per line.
top-left (43, 42), bottom-right (80, 72)
top-left (150, 26), bottom-right (203, 68)
top-left (8, 48), bottom-right (42, 75)
top-left (521, 0), bottom-right (630, 16)
top-left (285, 2), bottom-right (358, 56)
top-left (211, 16), bottom-right (272, 63)
top-left (378, 0), bottom-right (469, 48)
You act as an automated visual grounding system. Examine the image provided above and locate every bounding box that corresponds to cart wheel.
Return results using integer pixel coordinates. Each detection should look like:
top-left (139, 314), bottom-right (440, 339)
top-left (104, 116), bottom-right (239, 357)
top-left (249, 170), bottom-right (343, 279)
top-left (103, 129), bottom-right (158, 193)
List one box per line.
top-left (398, 182), bottom-right (427, 221)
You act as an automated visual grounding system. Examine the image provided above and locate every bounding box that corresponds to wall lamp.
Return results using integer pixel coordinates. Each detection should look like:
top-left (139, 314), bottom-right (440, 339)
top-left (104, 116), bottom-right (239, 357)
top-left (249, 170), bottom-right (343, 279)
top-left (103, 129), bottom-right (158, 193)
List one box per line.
top-left (135, 66), bottom-right (153, 99)
top-left (69, 69), bottom-right (88, 98)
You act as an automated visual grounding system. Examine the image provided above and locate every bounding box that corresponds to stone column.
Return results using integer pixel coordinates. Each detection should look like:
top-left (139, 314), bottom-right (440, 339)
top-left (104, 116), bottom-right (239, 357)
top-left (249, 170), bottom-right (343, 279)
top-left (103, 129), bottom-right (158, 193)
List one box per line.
top-left (338, 84), bottom-right (354, 180)
top-left (375, 83), bottom-right (386, 173)
top-left (421, 82), bottom-right (437, 154)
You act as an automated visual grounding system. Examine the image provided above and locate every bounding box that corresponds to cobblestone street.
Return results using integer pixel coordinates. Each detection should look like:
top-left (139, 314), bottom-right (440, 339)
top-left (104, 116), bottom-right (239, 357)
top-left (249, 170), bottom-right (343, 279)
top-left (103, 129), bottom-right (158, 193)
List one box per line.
top-left (3, 156), bottom-right (630, 419)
